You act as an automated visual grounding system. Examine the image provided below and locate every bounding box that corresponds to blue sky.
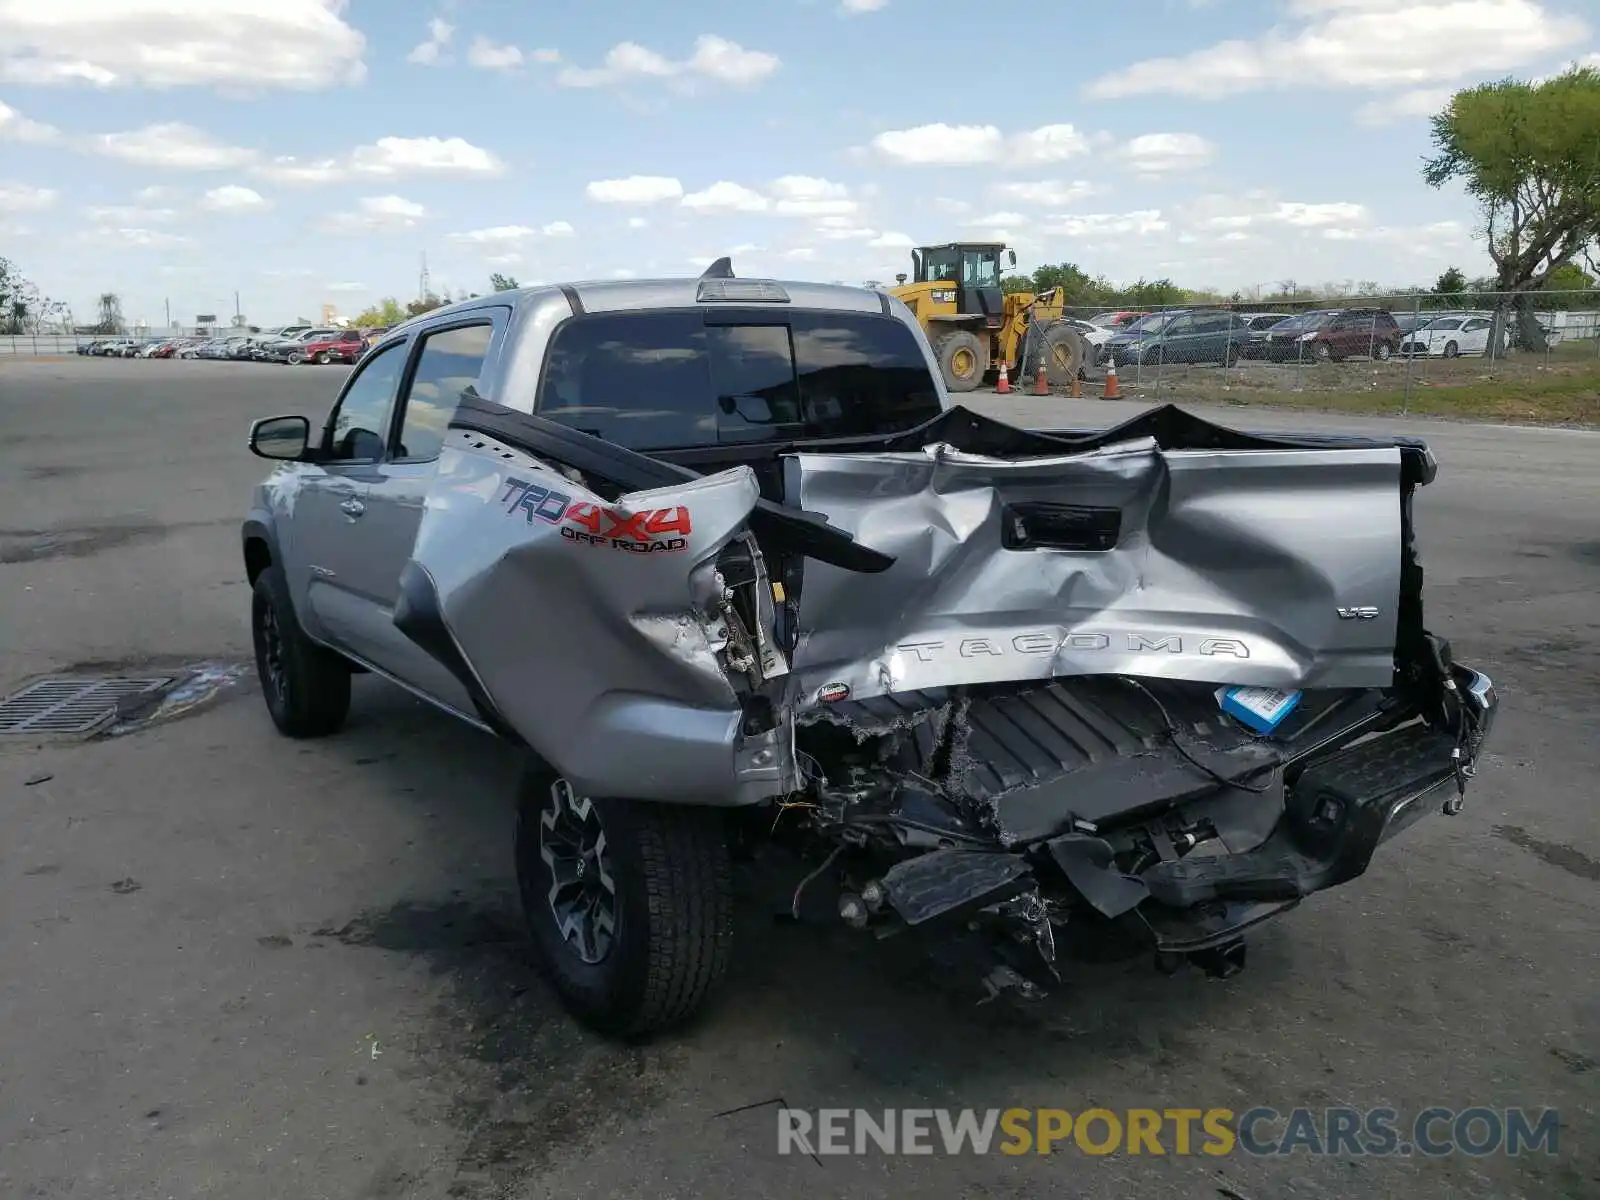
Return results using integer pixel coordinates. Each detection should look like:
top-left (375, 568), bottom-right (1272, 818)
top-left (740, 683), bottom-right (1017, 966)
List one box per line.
top-left (0, 0), bottom-right (1595, 328)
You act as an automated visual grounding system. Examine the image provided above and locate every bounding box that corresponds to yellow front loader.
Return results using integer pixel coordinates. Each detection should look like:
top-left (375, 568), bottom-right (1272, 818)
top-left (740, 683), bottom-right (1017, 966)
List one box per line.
top-left (889, 242), bottom-right (1087, 393)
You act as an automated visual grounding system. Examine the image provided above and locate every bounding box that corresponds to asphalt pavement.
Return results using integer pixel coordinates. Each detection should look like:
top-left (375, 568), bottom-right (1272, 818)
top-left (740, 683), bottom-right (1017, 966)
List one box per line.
top-left (1, 358), bottom-right (1596, 1200)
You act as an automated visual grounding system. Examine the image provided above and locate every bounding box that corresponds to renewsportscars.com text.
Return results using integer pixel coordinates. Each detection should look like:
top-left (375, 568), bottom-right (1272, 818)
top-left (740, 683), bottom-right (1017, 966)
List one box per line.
top-left (776, 1107), bottom-right (1560, 1158)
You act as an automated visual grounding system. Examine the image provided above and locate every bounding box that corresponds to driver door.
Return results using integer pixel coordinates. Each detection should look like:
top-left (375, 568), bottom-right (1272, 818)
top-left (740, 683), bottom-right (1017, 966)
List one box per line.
top-left (292, 338), bottom-right (408, 659)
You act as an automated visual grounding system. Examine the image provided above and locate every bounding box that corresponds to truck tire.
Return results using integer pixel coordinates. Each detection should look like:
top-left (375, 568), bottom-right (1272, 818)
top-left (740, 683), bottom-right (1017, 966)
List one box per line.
top-left (1037, 321), bottom-right (1087, 385)
top-left (934, 329), bottom-right (986, 393)
top-left (515, 768), bottom-right (734, 1037)
top-left (250, 568), bottom-right (351, 738)
top-left (314, 351), bottom-right (330, 365)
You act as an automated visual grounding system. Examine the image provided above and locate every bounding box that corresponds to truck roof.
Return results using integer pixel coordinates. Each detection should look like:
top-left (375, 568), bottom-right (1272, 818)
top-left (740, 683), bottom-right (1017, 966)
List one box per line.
top-left (396, 272), bottom-right (895, 334)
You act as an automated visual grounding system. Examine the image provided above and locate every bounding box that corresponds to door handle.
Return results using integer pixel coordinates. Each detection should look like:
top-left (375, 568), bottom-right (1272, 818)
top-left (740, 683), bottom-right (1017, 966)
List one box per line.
top-left (340, 498), bottom-right (365, 518)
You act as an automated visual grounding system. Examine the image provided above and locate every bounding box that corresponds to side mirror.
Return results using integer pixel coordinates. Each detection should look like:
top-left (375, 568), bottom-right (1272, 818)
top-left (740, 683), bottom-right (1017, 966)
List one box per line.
top-left (249, 414), bottom-right (312, 460)
top-left (1004, 249), bottom-right (1017, 270)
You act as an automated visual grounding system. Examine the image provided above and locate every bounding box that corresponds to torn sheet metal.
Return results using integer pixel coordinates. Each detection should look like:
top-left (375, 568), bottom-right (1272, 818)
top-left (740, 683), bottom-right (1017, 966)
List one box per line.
top-left (781, 436), bottom-right (1404, 709)
top-left (405, 432), bottom-right (784, 805)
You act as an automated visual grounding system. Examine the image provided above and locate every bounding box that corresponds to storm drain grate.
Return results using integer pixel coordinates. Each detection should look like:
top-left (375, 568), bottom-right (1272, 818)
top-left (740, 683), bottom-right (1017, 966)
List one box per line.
top-left (0, 675), bottom-right (175, 735)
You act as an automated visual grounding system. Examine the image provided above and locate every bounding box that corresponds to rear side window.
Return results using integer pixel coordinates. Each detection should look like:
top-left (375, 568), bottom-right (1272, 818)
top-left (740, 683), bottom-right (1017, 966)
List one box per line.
top-left (536, 309), bottom-right (942, 451)
top-left (395, 323), bottom-right (493, 462)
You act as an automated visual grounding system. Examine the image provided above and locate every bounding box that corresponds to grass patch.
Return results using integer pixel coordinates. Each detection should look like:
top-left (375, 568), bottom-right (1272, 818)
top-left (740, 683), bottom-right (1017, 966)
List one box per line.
top-left (1124, 354), bottom-right (1600, 425)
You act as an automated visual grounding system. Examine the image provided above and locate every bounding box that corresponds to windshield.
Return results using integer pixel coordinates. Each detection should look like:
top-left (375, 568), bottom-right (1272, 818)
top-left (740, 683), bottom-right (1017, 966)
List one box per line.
top-left (1089, 312), bottom-right (1126, 328)
top-left (1124, 311), bottom-right (1176, 335)
top-left (961, 250), bottom-right (1001, 287)
top-left (1271, 311), bottom-right (1336, 332)
top-left (1422, 317), bottom-right (1463, 330)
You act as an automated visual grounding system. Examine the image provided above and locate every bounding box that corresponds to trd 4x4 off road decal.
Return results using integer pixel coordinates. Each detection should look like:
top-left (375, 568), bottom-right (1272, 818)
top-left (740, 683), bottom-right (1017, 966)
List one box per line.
top-left (499, 477), bottom-right (694, 554)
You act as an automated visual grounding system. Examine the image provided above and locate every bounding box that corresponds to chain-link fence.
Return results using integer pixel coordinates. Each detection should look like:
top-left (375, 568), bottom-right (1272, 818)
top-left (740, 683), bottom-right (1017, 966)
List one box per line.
top-left (1054, 288), bottom-right (1600, 422)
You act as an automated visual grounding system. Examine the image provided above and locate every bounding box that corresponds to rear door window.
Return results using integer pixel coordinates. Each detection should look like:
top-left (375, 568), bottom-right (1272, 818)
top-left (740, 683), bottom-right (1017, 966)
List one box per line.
top-left (536, 310), bottom-right (942, 450)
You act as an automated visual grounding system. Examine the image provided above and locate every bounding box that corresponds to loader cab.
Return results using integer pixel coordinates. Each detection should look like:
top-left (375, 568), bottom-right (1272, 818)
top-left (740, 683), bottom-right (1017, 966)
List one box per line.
top-left (912, 242), bottom-right (1015, 330)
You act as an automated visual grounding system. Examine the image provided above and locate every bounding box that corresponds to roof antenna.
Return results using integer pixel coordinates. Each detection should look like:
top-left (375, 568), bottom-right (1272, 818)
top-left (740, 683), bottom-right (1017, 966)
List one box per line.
top-left (700, 256), bottom-right (735, 280)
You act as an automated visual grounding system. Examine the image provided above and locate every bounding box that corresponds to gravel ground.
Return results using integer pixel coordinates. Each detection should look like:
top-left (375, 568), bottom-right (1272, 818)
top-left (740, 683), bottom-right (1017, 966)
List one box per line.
top-left (1, 357), bottom-right (1596, 1200)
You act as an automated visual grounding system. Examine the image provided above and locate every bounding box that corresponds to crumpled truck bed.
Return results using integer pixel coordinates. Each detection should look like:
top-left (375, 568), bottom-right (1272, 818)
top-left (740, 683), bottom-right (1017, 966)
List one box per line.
top-left (398, 402), bottom-right (1429, 807)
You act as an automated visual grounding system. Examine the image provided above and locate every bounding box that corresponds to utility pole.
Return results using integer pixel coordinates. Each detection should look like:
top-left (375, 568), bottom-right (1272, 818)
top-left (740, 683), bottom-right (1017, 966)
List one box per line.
top-left (164, 297), bottom-right (171, 329)
top-left (234, 290), bottom-right (242, 323)
top-left (419, 251), bottom-right (430, 305)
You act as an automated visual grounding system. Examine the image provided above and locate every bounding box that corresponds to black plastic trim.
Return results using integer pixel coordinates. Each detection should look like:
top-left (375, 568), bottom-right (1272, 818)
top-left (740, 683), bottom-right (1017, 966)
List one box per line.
top-left (449, 394), bottom-right (895, 573)
top-left (558, 284), bottom-right (585, 316)
top-left (392, 558), bottom-right (525, 744)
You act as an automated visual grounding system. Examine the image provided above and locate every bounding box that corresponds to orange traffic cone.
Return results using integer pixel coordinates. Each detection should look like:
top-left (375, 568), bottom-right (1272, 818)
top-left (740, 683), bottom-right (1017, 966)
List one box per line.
top-left (996, 360), bottom-right (1011, 394)
top-left (1102, 360), bottom-right (1121, 400)
top-left (1069, 374), bottom-right (1082, 398)
top-left (1033, 359), bottom-right (1049, 396)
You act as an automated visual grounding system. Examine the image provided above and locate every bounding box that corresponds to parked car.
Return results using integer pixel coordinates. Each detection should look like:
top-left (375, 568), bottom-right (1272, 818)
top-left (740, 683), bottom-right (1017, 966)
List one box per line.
top-left (240, 267), bottom-right (1499, 1038)
top-left (256, 328), bottom-right (342, 363)
top-left (1238, 313), bottom-right (1294, 360)
top-left (1104, 307), bottom-right (1253, 367)
top-left (1061, 317), bottom-right (1114, 365)
top-left (1256, 308), bottom-right (1402, 363)
top-left (1399, 314), bottom-right (1504, 358)
top-left (1087, 310), bottom-right (1151, 331)
top-left (295, 330), bottom-right (366, 365)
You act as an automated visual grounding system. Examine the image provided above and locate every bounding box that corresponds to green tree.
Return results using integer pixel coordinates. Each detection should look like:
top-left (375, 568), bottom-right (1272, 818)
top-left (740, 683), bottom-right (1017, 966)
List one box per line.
top-left (1434, 266), bottom-right (1467, 296)
top-left (1543, 262), bottom-right (1596, 292)
top-left (489, 272), bottom-right (520, 291)
top-left (405, 292), bottom-right (446, 318)
top-left (1423, 65), bottom-right (1600, 348)
top-left (349, 297), bottom-right (409, 327)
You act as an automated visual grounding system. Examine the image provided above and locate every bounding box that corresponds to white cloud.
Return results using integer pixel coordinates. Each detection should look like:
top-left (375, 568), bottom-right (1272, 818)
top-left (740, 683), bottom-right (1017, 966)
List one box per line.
top-left (767, 175), bottom-right (857, 216)
top-left (467, 36), bottom-right (522, 71)
top-left (682, 181), bottom-right (770, 213)
top-left (871, 123), bottom-right (1001, 165)
top-left (1085, 0), bottom-right (1590, 99)
top-left (447, 222), bottom-right (572, 248)
top-left (0, 99), bottom-right (57, 142)
top-left (407, 17), bottom-right (453, 66)
top-left (586, 175), bottom-right (683, 204)
top-left (0, 181), bottom-right (56, 210)
top-left (532, 48), bottom-right (561, 63)
top-left (783, 247), bottom-right (817, 260)
top-left (966, 211), bottom-right (1028, 229)
top-left (318, 194), bottom-right (426, 233)
top-left (1037, 210), bottom-right (1170, 238)
top-left (1122, 132), bottom-right (1218, 175)
top-left (990, 180), bottom-right (1096, 207)
top-left (133, 185), bottom-right (174, 202)
top-left (1355, 86), bottom-right (1454, 125)
top-left (251, 156), bottom-right (342, 185)
top-left (1009, 124), bottom-right (1093, 165)
top-left (88, 123), bottom-right (257, 170)
top-left (0, 0), bottom-right (367, 90)
top-left (627, 216), bottom-right (649, 228)
top-left (1194, 195), bottom-right (1371, 232)
top-left (254, 135), bottom-right (506, 184)
top-left (869, 122), bottom-right (1090, 165)
top-left (200, 184), bottom-right (267, 211)
top-left (556, 35), bottom-right (778, 88)
top-left (841, 0), bottom-right (890, 11)
top-left (933, 197), bottom-right (972, 215)
top-left (81, 226), bottom-right (194, 249)
top-left (867, 231), bottom-right (913, 248)
top-left (326, 281), bottom-right (366, 291)
top-left (83, 202), bottom-right (177, 223)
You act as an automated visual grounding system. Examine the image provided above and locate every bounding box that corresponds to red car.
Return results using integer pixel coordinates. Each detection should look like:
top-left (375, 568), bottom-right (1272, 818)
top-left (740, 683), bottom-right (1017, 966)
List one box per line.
top-left (292, 330), bottom-right (366, 365)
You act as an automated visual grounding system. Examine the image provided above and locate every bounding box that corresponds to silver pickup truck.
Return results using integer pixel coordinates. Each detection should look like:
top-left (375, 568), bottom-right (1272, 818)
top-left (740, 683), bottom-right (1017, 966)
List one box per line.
top-left (241, 263), bottom-right (1499, 1037)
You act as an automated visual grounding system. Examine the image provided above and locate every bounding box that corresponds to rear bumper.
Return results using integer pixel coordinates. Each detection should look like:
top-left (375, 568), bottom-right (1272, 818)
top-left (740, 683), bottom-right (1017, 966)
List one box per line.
top-left (1134, 665), bottom-right (1498, 952)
